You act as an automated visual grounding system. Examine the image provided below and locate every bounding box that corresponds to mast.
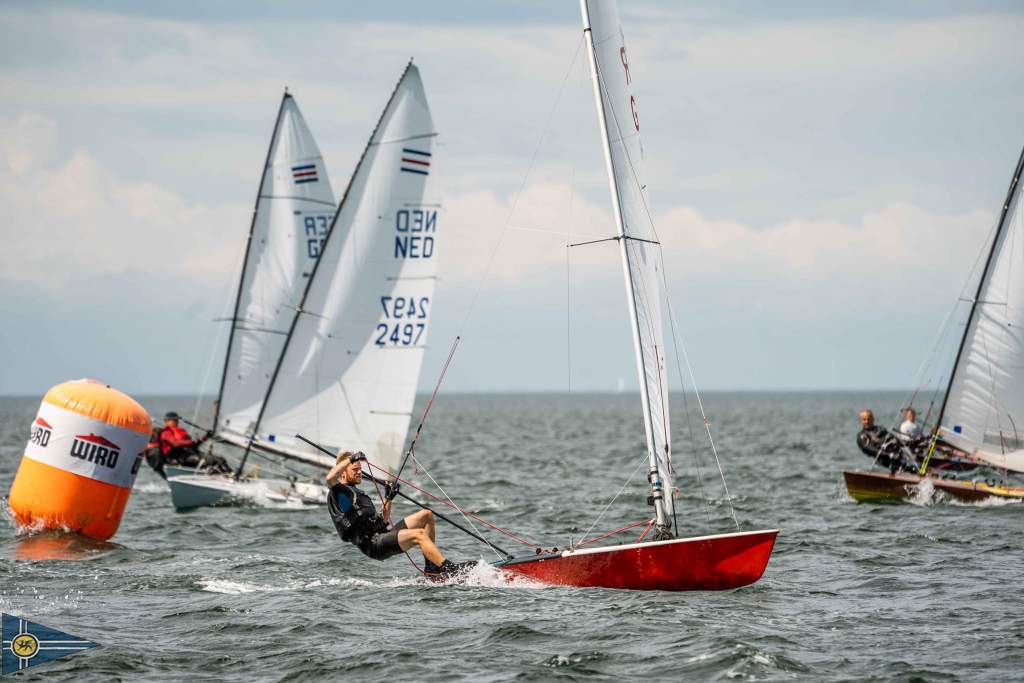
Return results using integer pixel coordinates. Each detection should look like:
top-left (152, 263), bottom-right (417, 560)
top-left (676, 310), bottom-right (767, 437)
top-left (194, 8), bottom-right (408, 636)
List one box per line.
top-left (935, 145), bottom-right (1024, 429)
top-left (234, 62), bottom-right (416, 478)
top-left (212, 91), bottom-right (292, 436)
top-left (579, 0), bottom-right (670, 533)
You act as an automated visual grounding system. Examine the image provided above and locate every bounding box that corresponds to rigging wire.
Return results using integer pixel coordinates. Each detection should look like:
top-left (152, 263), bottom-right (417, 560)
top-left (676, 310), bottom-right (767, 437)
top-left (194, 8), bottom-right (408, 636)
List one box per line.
top-left (890, 214), bottom-right (1001, 435)
top-left (411, 457), bottom-right (505, 560)
top-left (576, 455), bottom-right (648, 547)
top-left (455, 34), bottom-right (584, 336)
top-left (192, 243), bottom-right (247, 423)
top-left (658, 253), bottom-right (740, 529)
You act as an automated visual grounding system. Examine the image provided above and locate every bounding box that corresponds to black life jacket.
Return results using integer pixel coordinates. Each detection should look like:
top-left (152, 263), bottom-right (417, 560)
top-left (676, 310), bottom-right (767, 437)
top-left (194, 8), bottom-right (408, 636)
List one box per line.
top-left (327, 483), bottom-right (386, 545)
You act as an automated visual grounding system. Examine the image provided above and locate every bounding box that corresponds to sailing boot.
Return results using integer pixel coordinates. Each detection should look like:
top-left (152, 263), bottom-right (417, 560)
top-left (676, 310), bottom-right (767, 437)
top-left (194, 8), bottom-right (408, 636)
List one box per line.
top-left (438, 559), bottom-right (476, 577)
top-left (425, 559), bottom-right (475, 581)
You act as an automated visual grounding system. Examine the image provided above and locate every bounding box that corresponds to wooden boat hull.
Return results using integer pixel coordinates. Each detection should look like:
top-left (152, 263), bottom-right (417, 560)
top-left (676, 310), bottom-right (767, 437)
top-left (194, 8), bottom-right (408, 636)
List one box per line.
top-left (493, 529), bottom-right (777, 591)
top-left (843, 469), bottom-right (1024, 502)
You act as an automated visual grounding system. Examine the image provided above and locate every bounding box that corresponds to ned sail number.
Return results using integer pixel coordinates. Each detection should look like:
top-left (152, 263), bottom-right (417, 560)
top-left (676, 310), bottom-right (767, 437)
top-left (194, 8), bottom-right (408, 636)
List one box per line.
top-left (394, 209), bottom-right (436, 259)
top-left (375, 295), bottom-right (429, 347)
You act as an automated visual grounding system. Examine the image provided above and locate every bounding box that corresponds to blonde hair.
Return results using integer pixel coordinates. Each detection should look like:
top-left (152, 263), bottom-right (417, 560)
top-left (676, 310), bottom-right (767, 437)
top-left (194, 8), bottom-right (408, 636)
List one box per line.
top-left (336, 450), bottom-right (356, 467)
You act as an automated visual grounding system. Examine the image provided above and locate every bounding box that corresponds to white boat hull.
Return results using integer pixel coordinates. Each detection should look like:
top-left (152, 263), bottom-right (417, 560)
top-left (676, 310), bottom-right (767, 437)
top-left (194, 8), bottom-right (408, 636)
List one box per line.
top-left (163, 465), bottom-right (201, 479)
top-left (167, 473), bottom-right (328, 510)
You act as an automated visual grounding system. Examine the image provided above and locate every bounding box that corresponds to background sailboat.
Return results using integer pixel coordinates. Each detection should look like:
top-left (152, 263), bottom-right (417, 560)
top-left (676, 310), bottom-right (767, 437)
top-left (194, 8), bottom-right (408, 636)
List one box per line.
top-left (215, 92), bottom-right (337, 453)
top-left (161, 90), bottom-right (333, 505)
top-left (845, 145), bottom-right (1024, 502)
top-left (160, 90), bottom-right (335, 500)
top-left (169, 63), bottom-right (441, 507)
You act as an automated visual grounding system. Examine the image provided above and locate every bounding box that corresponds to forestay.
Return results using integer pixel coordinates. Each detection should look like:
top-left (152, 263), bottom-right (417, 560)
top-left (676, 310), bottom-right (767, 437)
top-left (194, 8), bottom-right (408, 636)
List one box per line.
top-left (252, 64), bottom-right (439, 476)
top-left (940, 148), bottom-right (1024, 473)
top-left (583, 0), bottom-right (674, 524)
top-left (216, 94), bottom-right (336, 444)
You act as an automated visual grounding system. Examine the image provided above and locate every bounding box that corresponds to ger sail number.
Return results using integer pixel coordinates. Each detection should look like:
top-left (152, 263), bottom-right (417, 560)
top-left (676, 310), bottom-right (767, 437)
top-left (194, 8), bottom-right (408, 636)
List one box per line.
top-left (375, 296), bottom-right (429, 347)
top-left (304, 215), bottom-right (331, 258)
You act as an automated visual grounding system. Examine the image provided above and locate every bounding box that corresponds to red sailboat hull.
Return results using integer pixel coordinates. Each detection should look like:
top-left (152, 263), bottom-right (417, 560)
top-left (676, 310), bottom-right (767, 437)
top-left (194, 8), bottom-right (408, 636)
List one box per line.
top-left (494, 529), bottom-right (778, 591)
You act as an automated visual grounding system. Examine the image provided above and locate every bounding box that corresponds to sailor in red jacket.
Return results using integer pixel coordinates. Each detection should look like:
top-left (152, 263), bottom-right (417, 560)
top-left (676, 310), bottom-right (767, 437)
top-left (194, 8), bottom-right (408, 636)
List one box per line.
top-left (158, 412), bottom-right (208, 458)
top-left (142, 411), bottom-right (211, 478)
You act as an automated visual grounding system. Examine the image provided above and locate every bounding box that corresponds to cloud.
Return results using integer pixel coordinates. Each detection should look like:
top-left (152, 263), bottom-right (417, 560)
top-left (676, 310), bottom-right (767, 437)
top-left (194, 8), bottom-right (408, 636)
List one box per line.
top-left (0, 112), bottom-right (246, 295)
top-left (0, 3), bottom-right (1020, 392)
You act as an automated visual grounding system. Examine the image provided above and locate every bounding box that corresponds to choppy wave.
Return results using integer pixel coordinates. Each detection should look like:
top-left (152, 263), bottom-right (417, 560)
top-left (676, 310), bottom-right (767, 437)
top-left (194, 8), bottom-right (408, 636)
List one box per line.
top-left (3, 392), bottom-right (1023, 681)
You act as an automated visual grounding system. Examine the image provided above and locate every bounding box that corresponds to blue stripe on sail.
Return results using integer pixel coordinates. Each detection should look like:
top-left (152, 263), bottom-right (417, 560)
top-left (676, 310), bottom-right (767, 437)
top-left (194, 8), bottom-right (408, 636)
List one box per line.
top-left (401, 148), bottom-right (431, 157)
top-left (401, 168), bottom-right (429, 175)
top-left (295, 178), bottom-right (319, 183)
top-left (291, 164), bottom-right (316, 171)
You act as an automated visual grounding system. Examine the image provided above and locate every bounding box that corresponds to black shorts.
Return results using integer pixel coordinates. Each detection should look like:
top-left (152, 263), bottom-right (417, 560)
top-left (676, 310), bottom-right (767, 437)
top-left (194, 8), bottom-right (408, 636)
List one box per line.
top-left (359, 519), bottom-right (407, 561)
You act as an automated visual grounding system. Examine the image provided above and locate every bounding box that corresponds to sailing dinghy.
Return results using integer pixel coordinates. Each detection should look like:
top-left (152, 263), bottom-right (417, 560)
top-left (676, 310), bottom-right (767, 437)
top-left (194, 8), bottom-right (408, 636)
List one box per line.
top-left (488, 1), bottom-right (777, 590)
top-left (844, 145), bottom-right (1024, 503)
top-left (169, 63), bottom-right (441, 509)
top-left (165, 91), bottom-right (337, 507)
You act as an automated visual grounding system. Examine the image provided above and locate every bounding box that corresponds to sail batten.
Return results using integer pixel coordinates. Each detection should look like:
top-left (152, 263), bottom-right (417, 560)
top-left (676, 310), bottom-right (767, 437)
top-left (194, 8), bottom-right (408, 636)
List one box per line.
top-left (581, 0), bottom-right (675, 528)
top-left (213, 94), bottom-right (336, 443)
top-left (939, 146), bottom-right (1024, 473)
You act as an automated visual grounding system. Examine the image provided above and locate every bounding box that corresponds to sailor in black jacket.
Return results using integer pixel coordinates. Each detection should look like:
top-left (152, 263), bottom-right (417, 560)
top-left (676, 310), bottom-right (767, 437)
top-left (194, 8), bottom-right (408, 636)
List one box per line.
top-left (326, 450), bottom-right (471, 577)
top-left (857, 409), bottom-right (910, 472)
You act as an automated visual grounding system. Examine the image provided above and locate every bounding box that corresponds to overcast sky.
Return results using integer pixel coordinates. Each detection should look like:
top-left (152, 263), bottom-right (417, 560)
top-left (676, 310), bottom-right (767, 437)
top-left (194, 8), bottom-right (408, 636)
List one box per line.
top-left (1, 1), bottom-right (1022, 396)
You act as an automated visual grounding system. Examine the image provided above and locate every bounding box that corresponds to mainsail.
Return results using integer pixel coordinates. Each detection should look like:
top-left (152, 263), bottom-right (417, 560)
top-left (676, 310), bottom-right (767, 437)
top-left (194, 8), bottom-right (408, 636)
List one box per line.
top-left (245, 63), bottom-right (440, 475)
top-left (938, 146), bottom-right (1024, 473)
top-left (581, 0), bottom-right (675, 529)
top-left (214, 93), bottom-right (336, 443)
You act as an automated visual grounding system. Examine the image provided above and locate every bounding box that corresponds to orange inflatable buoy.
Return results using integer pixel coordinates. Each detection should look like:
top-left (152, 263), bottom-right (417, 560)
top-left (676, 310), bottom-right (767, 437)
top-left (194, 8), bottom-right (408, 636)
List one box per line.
top-left (8, 379), bottom-right (151, 540)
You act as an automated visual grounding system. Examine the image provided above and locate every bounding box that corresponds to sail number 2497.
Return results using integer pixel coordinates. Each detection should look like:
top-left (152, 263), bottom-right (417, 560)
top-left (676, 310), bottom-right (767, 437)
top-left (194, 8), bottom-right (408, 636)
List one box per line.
top-left (375, 295), bottom-right (429, 347)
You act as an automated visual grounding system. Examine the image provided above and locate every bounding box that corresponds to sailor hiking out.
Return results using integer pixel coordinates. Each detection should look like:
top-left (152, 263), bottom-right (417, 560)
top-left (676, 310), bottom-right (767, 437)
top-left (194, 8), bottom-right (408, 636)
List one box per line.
top-left (326, 451), bottom-right (472, 579)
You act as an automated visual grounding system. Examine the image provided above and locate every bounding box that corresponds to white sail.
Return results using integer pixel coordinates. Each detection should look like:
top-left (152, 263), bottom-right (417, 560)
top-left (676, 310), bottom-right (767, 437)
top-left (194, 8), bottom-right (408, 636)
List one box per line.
top-left (581, 0), bottom-right (675, 526)
top-left (251, 63), bottom-right (439, 477)
top-left (940, 148), bottom-right (1024, 473)
top-left (215, 94), bottom-right (336, 443)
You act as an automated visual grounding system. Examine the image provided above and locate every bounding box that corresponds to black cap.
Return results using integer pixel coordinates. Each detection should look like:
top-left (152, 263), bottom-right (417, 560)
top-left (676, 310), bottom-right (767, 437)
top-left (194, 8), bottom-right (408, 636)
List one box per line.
top-left (164, 411), bottom-right (181, 421)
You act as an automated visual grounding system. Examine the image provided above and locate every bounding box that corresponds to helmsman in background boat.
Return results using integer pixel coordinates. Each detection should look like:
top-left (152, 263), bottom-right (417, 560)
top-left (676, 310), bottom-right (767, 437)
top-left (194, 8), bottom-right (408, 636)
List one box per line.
top-left (145, 411), bottom-right (229, 478)
top-left (857, 409), bottom-right (912, 473)
top-left (326, 451), bottom-right (472, 579)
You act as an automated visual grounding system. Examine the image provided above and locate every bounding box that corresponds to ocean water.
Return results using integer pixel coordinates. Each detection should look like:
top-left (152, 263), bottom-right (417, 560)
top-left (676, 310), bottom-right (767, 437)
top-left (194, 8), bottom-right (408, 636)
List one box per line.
top-left (1, 391), bottom-right (1021, 681)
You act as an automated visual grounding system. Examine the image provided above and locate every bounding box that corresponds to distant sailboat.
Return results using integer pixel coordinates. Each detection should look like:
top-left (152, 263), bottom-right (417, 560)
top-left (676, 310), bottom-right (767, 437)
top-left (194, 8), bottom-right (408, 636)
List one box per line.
top-left (490, 0), bottom-right (777, 590)
top-left (169, 63), bottom-right (441, 508)
top-left (845, 145), bottom-right (1024, 502)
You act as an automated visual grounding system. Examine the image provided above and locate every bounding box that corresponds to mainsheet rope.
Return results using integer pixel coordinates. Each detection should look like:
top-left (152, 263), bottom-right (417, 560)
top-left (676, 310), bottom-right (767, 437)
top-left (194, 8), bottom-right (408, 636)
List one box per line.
top-left (361, 455), bottom-right (542, 552)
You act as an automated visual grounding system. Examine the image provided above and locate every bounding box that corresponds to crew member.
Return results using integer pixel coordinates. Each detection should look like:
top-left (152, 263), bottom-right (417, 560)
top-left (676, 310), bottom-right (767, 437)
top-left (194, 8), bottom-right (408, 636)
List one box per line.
top-left (326, 451), bottom-right (473, 578)
top-left (857, 409), bottom-right (911, 473)
top-left (898, 407), bottom-right (923, 441)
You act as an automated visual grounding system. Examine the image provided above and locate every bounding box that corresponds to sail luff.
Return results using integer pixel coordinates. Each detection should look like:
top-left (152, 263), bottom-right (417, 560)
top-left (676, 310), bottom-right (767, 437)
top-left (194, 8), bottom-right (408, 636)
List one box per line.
top-left (236, 62), bottom-right (418, 476)
top-left (254, 63), bottom-right (438, 477)
top-left (212, 91), bottom-right (291, 435)
top-left (937, 145), bottom-right (1024, 473)
top-left (937, 145), bottom-right (1024, 428)
top-left (580, 0), bottom-right (671, 531)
